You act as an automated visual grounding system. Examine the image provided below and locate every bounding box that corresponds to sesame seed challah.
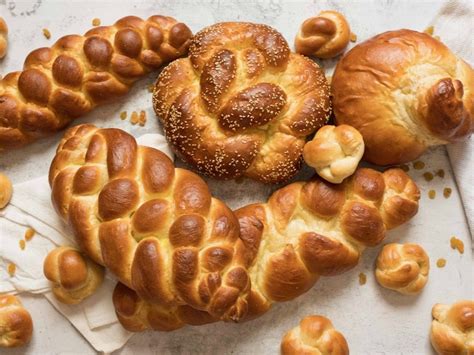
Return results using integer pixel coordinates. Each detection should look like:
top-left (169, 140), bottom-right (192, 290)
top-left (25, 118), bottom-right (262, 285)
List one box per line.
top-left (0, 15), bottom-right (192, 149)
top-left (153, 22), bottom-right (331, 184)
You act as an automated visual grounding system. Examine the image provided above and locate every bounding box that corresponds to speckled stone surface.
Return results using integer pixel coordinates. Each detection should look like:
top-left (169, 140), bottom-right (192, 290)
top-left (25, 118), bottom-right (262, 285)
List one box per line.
top-left (1, 1), bottom-right (472, 354)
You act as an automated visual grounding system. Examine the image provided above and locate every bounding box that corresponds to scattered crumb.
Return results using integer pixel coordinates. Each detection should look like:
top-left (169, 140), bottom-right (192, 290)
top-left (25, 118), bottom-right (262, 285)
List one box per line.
top-left (436, 258), bottom-right (446, 268)
top-left (138, 110), bottom-right (147, 126)
top-left (443, 187), bottom-right (452, 198)
top-left (130, 111), bottom-right (139, 125)
top-left (434, 35), bottom-right (440, 41)
top-left (120, 111), bottom-right (127, 120)
top-left (42, 28), bottom-right (51, 39)
top-left (19, 240), bottom-right (26, 250)
top-left (436, 169), bottom-right (445, 178)
top-left (428, 190), bottom-right (436, 199)
top-left (400, 164), bottom-right (410, 172)
top-left (358, 272), bottom-right (367, 285)
top-left (25, 228), bottom-right (35, 241)
top-left (450, 236), bottom-right (464, 254)
top-left (350, 32), bottom-right (357, 42)
top-left (7, 263), bottom-right (16, 276)
top-left (148, 84), bottom-right (155, 93)
top-left (424, 26), bottom-right (434, 35)
top-left (92, 18), bottom-right (101, 26)
top-left (423, 172), bottom-right (434, 182)
top-left (413, 161), bottom-right (425, 170)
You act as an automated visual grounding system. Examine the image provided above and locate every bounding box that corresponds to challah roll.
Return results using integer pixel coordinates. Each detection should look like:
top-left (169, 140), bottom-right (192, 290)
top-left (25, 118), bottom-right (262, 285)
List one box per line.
top-left (332, 29), bottom-right (474, 165)
top-left (281, 315), bottom-right (349, 355)
top-left (0, 172), bottom-right (13, 208)
top-left (0, 295), bottom-right (33, 348)
top-left (0, 15), bottom-right (192, 149)
top-left (375, 243), bottom-right (429, 295)
top-left (295, 10), bottom-right (351, 59)
top-left (0, 17), bottom-right (7, 59)
top-left (430, 300), bottom-right (474, 355)
top-left (153, 22), bottom-right (331, 184)
top-left (43, 246), bottom-right (105, 304)
top-left (303, 125), bottom-right (364, 183)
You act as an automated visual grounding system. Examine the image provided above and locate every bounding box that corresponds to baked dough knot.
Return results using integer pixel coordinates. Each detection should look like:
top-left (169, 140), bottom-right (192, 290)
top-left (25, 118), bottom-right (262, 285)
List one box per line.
top-left (0, 15), bottom-right (192, 149)
top-left (49, 124), bottom-right (250, 329)
top-left (281, 315), bottom-right (349, 355)
top-left (153, 22), bottom-right (331, 184)
top-left (375, 243), bottom-right (429, 295)
top-left (430, 300), bottom-right (474, 355)
top-left (0, 295), bottom-right (33, 348)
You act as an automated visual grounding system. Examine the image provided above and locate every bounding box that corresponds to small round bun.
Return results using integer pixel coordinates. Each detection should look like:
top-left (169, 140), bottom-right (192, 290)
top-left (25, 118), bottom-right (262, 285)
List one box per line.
top-left (375, 243), bottom-right (429, 295)
top-left (281, 315), bottom-right (349, 355)
top-left (43, 246), bottom-right (105, 304)
top-left (430, 300), bottom-right (474, 355)
top-left (0, 295), bottom-right (33, 348)
top-left (0, 172), bottom-right (12, 209)
top-left (295, 10), bottom-right (351, 59)
top-left (332, 29), bottom-right (474, 165)
top-left (0, 17), bottom-right (7, 59)
top-left (303, 125), bottom-right (364, 183)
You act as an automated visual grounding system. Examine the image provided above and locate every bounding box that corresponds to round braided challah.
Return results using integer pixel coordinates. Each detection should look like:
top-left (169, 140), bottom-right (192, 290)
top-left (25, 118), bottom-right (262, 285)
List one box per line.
top-left (153, 22), bottom-right (331, 184)
top-left (0, 15), bottom-right (192, 149)
top-left (49, 124), bottom-right (250, 324)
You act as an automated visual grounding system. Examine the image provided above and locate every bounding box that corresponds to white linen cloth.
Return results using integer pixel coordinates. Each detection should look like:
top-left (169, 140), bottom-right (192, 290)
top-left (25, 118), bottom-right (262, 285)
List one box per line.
top-left (0, 133), bottom-right (173, 353)
top-left (430, 0), bottom-right (474, 240)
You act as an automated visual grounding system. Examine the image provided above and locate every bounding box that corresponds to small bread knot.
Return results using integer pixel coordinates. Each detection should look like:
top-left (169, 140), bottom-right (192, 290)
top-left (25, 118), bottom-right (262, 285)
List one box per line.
top-left (430, 300), bottom-right (474, 355)
top-left (0, 17), bottom-right (7, 59)
top-left (295, 10), bottom-right (351, 58)
top-left (0, 295), bottom-right (33, 348)
top-left (0, 172), bottom-right (13, 208)
top-left (281, 315), bottom-right (349, 355)
top-left (303, 125), bottom-right (364, 183)
top-left (43, 246), bottom-right (105, 304)
top-left (375, 243), bottom-right (429, 295)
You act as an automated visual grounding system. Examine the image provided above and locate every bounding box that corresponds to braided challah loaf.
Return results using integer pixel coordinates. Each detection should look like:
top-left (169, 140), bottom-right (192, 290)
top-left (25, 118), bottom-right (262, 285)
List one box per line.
top-left (0, 17), bottom-right (7, 59)
top-left (0, 295), bottom-right (33, 348)
top-left (281, 315), bottom-right (349, 355)
top-left (430, 300), bottom-right (474, 355)
top-left (375, 243), bottom-right (429, 295)
top-left (110, 167), bottom-right (419, 330)
top-left (153, 22), bottom-right (331, 184)
top-left (295, 10), bottom-right (351, 59)
top-left (0, 15), bottom-right (192, 149)
top-left (49, 124), bottom-right (250, 324)
top-left (43, 246), bottom-right (105, 304)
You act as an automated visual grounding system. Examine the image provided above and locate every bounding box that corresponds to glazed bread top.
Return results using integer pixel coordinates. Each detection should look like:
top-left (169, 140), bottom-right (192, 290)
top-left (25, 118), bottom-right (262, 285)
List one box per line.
top-left (0, 15), bottom-right (192, 149)
top-left (0, 17), bottom-right (7, 59)
top-left (332, 29), bottom-right (474, 165)
top-left (154, 22), bottom-right (331, 184)
top-left (0, 295), bottom-right (33, 348)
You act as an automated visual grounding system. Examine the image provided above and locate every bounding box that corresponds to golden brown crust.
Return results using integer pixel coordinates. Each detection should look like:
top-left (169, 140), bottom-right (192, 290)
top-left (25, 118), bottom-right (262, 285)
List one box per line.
top-left (43, 246), bottom-right (105, 304)
top-left (0, 15), bottom-right (192, 149)
top-left (50, 124), bottom-right (249, 326)
top-left (375, 243), bottom-right (429, 295)
top-left (0, 17), bottom-right (7, 59)
top-left (0, 295), bottom-right (33, 348)
top-left (430, 300), bottom-right (474, 354)
top-left (153, 22), bottom-right (331, 183)
top-left (304, 125), bottom-right (364, 183)
top-left (0, 172), bottom-right (13, 208)
top-left (332, 29), bottom-right (474, 165)
top-left (281, 315), bottom-right (349, 355)
top-left (295, 10), bottom-right (351, 59)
